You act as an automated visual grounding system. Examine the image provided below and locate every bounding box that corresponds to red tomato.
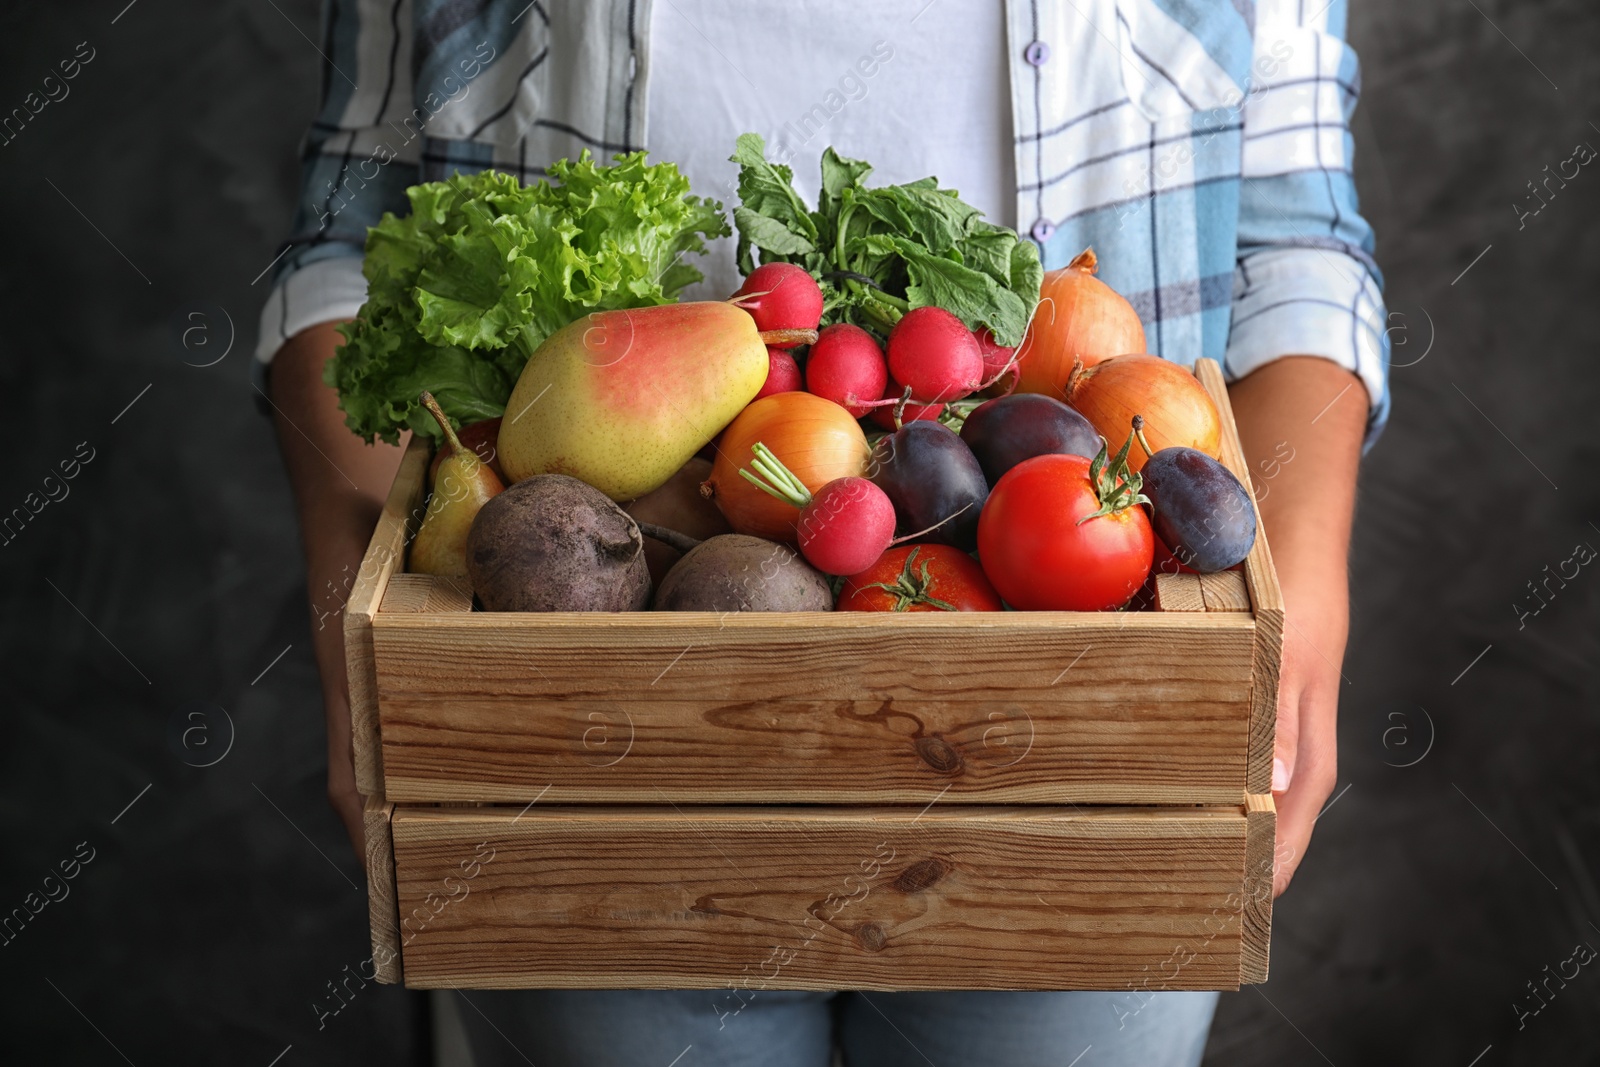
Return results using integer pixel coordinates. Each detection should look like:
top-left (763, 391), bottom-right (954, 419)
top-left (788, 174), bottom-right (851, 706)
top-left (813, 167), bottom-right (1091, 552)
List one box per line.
top-left (838, 545), bottom-right (1002, 612)
top-left (977, 453), bottom-right (1154, 610)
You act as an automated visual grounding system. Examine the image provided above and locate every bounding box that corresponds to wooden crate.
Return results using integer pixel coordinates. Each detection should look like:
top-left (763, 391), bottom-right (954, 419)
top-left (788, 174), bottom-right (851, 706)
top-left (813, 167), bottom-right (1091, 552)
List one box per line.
top-left (349, 358), bottom-right (1280, 991)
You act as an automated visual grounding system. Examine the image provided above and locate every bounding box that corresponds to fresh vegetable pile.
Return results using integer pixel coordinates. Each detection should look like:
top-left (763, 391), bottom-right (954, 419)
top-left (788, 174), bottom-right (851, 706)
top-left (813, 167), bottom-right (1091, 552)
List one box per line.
top-left (366, 137), bottom-right (1258, 614)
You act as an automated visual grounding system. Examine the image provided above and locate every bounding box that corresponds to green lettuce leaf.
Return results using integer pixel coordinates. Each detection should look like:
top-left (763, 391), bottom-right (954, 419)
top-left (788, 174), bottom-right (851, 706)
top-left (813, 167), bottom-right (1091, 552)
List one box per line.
top-left (326, 155), bottom-right (729, 444)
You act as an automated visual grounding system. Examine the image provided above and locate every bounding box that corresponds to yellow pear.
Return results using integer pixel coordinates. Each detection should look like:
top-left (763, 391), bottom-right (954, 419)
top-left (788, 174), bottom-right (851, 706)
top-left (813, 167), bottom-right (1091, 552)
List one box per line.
top-left (498, 302), bottom-right (810, 500)
top-left (410, 392), bottom-right (504, 577)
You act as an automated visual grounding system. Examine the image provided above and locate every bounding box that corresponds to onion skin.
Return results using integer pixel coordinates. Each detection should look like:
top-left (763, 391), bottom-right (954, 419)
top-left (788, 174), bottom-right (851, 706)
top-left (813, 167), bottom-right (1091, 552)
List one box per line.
top-left (702, 392), bottom-right (870, 541)
top-left (1065, 354), bottom-right (1221, 474)
top-left (1014, 249), bottom-right (1146, 399)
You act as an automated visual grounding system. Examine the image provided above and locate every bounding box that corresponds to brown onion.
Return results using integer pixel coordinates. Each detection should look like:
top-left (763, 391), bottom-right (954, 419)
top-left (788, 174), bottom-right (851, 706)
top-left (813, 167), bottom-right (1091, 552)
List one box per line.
top-left (1065, 354), bottom-right (1221, 474)
top-left (701, 392), bottom-right (870, 541)
top-left (1014, 248), bottom-right (1146, 399)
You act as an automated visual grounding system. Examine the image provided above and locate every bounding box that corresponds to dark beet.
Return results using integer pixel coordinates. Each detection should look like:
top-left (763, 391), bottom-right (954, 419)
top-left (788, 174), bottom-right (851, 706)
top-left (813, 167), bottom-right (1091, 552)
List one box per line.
top-left (868, 421), bottom-right (988, 551)
top-left (959, 394), bottom-right (1100, 486)
top-left (1140, 448), bottom-right (1256, 572)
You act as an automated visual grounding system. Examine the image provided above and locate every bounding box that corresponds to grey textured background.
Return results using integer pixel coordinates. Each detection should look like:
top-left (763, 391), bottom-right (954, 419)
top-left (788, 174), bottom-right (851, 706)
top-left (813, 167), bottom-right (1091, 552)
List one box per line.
top-left (1, 2), bottom-right (1596, 1065)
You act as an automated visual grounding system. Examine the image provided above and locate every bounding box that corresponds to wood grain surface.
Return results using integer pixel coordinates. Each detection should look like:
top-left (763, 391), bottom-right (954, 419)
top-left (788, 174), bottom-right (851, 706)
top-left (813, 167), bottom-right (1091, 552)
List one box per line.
top-left (1194, 359), bottom-right (1283, 796)
top-left (373, 613), bottom-right (1255, 804)
top-left (362, 791), bottom-right (402, 984)
top-left (1153, 572), bottom-right (1206, 611)
top-left (390, 804), bottom-right (1254, 991)
top-left (347, 435), bottom-right (429, 795)
top-left (1199, 571), bottom-right (1251, 612)
top-left (1241, 792), bottom-right (1276, 984)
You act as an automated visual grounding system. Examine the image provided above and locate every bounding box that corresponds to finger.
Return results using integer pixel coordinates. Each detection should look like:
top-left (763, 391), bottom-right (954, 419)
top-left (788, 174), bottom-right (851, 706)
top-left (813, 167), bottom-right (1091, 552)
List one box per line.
top-left (1272, 766), bottom-right (1337, 897)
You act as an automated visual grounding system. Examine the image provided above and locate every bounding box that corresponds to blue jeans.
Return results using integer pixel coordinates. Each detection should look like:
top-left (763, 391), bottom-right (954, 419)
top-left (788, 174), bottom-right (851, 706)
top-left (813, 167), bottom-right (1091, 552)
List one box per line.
top-left (455, 989), bottom-right (1218, 1066)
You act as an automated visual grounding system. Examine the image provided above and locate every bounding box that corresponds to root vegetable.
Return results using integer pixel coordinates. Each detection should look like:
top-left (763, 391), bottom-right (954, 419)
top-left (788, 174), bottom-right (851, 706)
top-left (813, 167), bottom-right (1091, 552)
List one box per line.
top-left (624, 457), bottom-right (731, 584)
top-left (732, 263), bottom-right (824, 345)
top-left (653, 534), bottom-right (834, 611)
top-left (702, 391), bottom-right (870, 540)
top-left (886, 306), bottom-right (984, 403)
top-left (466, 474), bottom-right (651, 612)
top-left (740, 443), bottom-right (897, 576)
top-left (805, 323), bottom-right (888, 417)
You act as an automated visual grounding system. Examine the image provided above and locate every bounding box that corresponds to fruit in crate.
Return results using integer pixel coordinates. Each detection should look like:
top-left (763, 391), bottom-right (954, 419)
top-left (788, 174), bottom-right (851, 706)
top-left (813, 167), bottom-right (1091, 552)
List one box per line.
top-left (497, 301), bottom-right (784, 501)
top-left (410, 393), bottom-right (504, 577)
top-left (466, 474), bottom-right (650, 612)
top-left (977, 432), bottom-right (1155, 611)
top-left (868, 421), bottom-right (989, 552)
top-left (427, 416), bottom-right (504, 485)
top-left (1132, 416), bottom-right (1256, 573)
top-left (837, 545), bottom-right (1003, 612)
top-left (958, 393), bottom-right (1100, 486)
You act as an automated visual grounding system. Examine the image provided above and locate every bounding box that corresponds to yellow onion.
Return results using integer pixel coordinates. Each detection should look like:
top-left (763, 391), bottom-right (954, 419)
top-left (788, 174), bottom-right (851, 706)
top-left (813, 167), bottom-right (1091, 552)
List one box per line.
top-left (701, 392), bottom-right (870, 541)
top-left (1065, 354), bottom-right (1221, 473)
top-left (1014, 248), bottom-right (1147, 399)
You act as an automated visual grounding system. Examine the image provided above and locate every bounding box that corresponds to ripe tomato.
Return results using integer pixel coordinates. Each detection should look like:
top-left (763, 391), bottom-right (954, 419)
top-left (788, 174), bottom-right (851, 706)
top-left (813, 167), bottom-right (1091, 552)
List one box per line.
top-left (977, 453), bottom-right (1154, 610)
top-left (838, 545), bottom-right (1002, 612)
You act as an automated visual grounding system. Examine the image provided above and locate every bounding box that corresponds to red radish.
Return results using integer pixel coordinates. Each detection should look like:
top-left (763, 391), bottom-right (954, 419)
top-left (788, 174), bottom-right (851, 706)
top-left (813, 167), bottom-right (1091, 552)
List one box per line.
top-left (973, 328), bottom-right (1018, 392)
top-left (740, 442), bottom-right (896, 575)
top-left (887, 306), bottom-right (984, 403)
top-left (870, 378), bottom-right (945, 431)
top-left (755, 346), bottom-right (802, 399)
top-left (806, 324), bottom-right (888, 417)
top-left (731, 263), bottom-right (824, 347)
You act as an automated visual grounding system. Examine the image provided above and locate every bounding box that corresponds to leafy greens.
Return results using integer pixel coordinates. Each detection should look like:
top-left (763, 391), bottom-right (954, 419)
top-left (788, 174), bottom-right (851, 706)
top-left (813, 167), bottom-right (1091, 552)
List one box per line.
top-left (730, 133), bottom-right (1042, 347)
top-left (327, 153), bottom-right (728, 443)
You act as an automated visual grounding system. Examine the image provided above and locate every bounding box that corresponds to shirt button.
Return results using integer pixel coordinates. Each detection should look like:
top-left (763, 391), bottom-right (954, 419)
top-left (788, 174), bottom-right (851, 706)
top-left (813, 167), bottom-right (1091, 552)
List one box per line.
top-left (1030, 218), bottom-right (1056, 242)
top-left (1024, 40), bottom-right (1051, 66)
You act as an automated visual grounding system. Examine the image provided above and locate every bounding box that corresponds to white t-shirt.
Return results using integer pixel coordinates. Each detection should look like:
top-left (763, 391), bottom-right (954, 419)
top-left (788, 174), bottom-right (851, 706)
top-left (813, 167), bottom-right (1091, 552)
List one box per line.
top-left (254, 3), bottom-right (1012, 361)
top-left (646, 0), bottom-right (1013, 299)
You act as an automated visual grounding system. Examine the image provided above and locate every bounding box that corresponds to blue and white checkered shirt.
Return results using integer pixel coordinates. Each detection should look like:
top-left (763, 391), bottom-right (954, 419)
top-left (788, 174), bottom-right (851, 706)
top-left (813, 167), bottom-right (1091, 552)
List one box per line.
top-left (257, 0), bottom-right (1390, 443)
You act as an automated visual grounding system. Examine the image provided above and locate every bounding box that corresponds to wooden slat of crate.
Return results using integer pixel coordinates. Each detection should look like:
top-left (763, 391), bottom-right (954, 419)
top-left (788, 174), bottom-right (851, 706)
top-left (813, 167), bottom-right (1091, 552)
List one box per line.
top-left (390, 803), bottom-right (1258, 991)
top-left (346, 436), bottom-right (429, 796)
top-left (1192, 359), bottom-right (1284, 796)
top-left (362, 791), bottom-right (402, 984)
top-left (373, 610), bottom-right (1253, 804)
top-left (1241, 792), bottom-right (1275, 983)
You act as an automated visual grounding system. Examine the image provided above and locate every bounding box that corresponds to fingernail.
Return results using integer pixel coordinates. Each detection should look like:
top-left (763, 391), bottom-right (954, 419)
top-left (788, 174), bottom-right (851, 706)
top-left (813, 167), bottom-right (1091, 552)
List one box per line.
top-left (1272, 757), bottom-right (1289, 793)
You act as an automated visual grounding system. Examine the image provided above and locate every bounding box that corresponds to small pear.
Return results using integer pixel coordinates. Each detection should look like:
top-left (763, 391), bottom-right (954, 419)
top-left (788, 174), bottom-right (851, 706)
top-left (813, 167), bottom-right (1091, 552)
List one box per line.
top-left (410, 392), bottom-right (505, 577)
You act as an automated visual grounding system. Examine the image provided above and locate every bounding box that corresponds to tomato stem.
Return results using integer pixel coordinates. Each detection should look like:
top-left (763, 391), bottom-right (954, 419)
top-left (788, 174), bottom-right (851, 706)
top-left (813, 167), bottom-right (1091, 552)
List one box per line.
top-left (1076, 428), bottom-right (1151, 525)
top-left (857, 547), bottom-right (959, 611)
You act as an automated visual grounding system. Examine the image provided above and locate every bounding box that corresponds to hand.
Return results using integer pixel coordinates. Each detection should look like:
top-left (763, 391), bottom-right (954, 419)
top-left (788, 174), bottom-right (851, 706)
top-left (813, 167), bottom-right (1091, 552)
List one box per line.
top-left (1269, 565), bottom-right (1348, 896)
top-left (1226, 356), bottom-right (1366, 898)
top-left (267, 321), bottom-right (405, 863)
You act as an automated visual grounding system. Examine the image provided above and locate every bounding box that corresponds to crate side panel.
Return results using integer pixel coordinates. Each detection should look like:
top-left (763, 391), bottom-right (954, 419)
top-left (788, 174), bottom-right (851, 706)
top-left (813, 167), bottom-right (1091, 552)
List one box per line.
top-left (391, 805), bottom-right (1250, 992)
top-left (1193, 359), bottom-right (1283, 796)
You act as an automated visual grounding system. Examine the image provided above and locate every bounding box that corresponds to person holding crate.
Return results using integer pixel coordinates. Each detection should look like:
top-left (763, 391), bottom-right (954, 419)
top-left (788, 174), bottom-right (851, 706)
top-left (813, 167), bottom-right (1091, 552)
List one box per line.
top-left (262, 1), bottom-right (1385, 1063)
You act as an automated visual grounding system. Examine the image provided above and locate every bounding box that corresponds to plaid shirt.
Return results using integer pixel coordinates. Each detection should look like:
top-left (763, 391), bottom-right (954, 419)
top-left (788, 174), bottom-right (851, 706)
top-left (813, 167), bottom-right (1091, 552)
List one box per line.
top-left (258, 0), bottom-right (1390, 443)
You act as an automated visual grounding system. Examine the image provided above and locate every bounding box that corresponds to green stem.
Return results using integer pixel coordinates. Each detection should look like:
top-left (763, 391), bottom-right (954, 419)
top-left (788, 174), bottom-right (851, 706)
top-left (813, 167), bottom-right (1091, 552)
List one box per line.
top-left (738, 443), bottom-right (813, 509)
